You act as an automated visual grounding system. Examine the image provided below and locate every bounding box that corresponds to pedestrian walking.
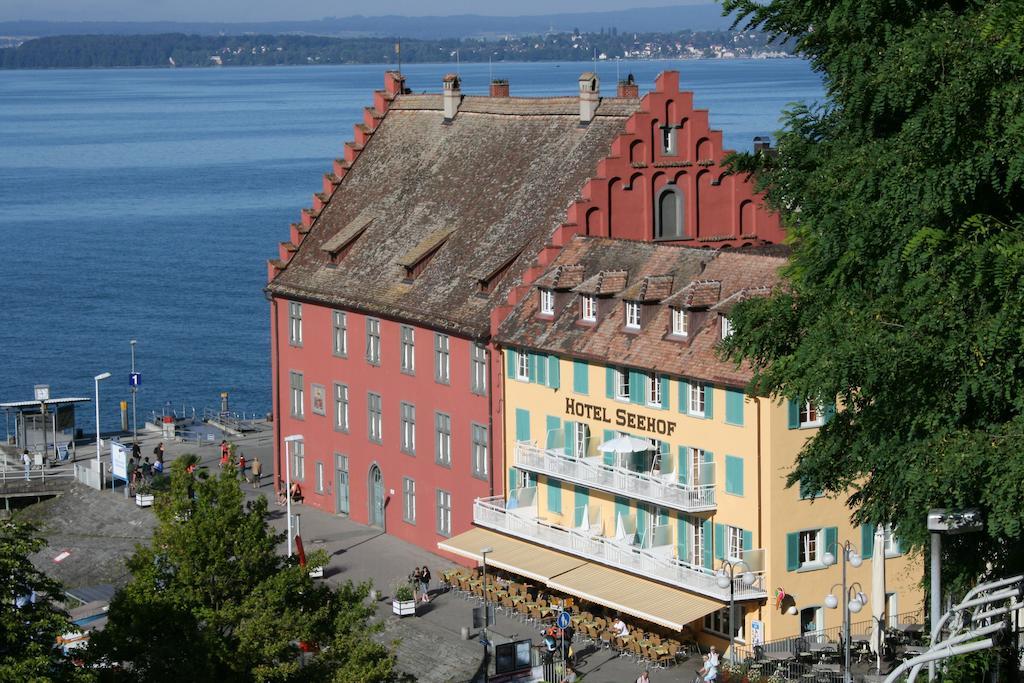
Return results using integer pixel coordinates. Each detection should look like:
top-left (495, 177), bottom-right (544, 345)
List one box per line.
top-left (238, 453), bottom-right (246, 479)
top-left (131, 442), bottom-right (141, 460)
top-left (410, 567), bottom-right (423, 602)
top-left (219, 440), bottom-right (230, 468)
top-left (250, 457), bottom-right (262, 488)
top-left (22, 449), bottom-right (31, 480)
top-left (141, 457), bottom-right (152, 483)
top-left (420, 565), bottom-right (432, 603)
top-left (153, 442), bottom-right (164, 461)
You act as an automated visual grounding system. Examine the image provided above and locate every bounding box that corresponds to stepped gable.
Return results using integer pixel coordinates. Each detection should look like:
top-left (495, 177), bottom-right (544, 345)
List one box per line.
top-left (495, 236), bottom-right (786, 387)
top-left (266, 71), bottom-right (639, 338)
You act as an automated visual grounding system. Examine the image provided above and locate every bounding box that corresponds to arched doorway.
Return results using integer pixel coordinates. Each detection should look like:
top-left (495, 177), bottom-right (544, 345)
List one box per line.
top-left (368, 464), bottom-right (384, 528)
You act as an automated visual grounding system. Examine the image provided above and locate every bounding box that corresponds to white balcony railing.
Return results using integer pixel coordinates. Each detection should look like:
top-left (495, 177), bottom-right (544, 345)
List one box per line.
top-left (474, 493), bottom-right (765, 601)
top-left (514, 442), bottom-right (716, 513)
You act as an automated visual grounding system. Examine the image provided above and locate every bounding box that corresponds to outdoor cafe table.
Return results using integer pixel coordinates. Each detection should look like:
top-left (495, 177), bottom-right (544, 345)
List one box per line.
top-left (765, 651), bottom-right (794, 662)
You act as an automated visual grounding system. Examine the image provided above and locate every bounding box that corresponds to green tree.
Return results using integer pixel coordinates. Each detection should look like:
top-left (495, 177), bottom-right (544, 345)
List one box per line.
top-left (88, 458), bottom-right (396, 682)
top-left (720, 0), bottom-right (1024, 595)
top-left (0, 520), bottom-right (91, 682)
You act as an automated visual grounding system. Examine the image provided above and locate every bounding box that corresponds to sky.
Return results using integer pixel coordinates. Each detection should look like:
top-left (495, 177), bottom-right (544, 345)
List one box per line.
top-left (0, 0), bottom-right (714, 23)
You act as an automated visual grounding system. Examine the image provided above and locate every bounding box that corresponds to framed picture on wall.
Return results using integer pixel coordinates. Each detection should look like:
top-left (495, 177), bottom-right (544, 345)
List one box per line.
top-left (311, 383), bottom-right (326, 416)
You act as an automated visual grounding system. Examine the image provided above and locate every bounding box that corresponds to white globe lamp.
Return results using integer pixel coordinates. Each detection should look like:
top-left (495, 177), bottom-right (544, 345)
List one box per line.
top-left (824, 593), bottom-right (839, 609)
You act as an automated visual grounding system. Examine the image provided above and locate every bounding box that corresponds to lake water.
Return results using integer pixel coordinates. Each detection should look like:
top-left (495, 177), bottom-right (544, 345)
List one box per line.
top-left (0, 60), bottom-right (823, 431)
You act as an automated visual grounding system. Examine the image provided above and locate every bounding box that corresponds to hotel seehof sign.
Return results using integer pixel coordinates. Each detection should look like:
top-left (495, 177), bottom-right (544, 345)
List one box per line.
top-left (564, 397), bottom-right (677, 437)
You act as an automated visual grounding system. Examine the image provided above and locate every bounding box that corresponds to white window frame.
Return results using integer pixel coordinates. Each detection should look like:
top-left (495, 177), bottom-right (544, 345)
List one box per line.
top-left (539, 289), bottom-right (555, 315)
top-left (315, 461), bottom-right (324, 493)
top-left (516, 351), bottom-right (530, 381)
top-left (366, 318), bottom-right (381, 365)
top-left (367, 392), bottom-right (382, 444)
top-left (721, 316), bottom-right (733, 339)
top-left (434, 333), bottom-right (450, 384)
top-left (671, 308), bottom-right (688, 337)
top-left (403, 477), bottom-right (416, 524)
top-left (400, 325), bottom-right (415, 374)
top-left (647, 373), bottom-right (661, 407)
top-left (625, 301), bottom-right (641, 329)
top-left (689, 519), bottom-right (704, 566)
top-left (573, 422), bottom-right (589, 458)
top-left (332, 310), bottom-right (347, 356)
top-left (288, 302), bottom-right (303, 346)
top-left (333, 382), bottom-right (349, 432)
top-left (688, 382), bottom-right (706, 417)
top-left (435, 412), bottom-right (452, 467)
top-left (471, 423), bottom-right (488, 479)
top-left (704, 607), bottom-right (739, 640)
top-left (688, 447), bottom-right (706, 486)
top-left (727, 525), bottom-right (744, 562)
top-left (400, 402), bottom-right (416, 455)
top-left (581, 295), bottom-right (597, 322)
top-left (471, 344), bottom-right (488, 395)
top-left (615, 368), bottom-right (630, 401)
top-left (883, 524), bottom-right (902, 557)
top-left (289, 371), bottom-right (304, 419)
top-left (800, 402), bottom-right (824, 428)
top-left (799, 528), bottom-right (824, 568)
top-left (436, 489), bottom-right (452, 537)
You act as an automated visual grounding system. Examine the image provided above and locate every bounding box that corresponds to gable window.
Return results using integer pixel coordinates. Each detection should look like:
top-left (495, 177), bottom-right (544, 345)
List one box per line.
top-left (615, 368), bottom-right (630, 401)
top-left (655, 187), bottom-right (684, 240)
top-left (800, 529), bottom-right (823, 567)
top-left (647, 373), bottom-right (662, 407)
top-left (400, 326), bottom-right (415, 374)
top-left (581, 295), bottom-right (597, 322)
top-left (400, 402), bottom-right (415, 455)
top-left (539, 289), bottom-right (555, 315)
top-left (434, 333), bottom-right (450, 384)
top-left (289, 371), bottom-right (304, 418)
top-left (721, 316), bottom-right (734, 339)
top-left (332, 310), bottom-right (347, 356)
top-left (625, 301), bottom-right (641, 329)
top-left (471, 344), bottom-right (488, 395)
top-left (661, 124), bottom-right (677, 155)
top-left (688, 382), bottom-right (706, 417)
top-left (365, 318), bottom-right (381, 365)
top-left (800, 402), bottom-right (824, 428)
top-left (671, 308), bottom-right (688, 337)
top-left (435, 412), bottom-right (452, 466)
top-left (288, 302), bottom-right (303, 346)
top-left (333, 382), bottom-right (348, 432)
top-left (516, 351), bottom-right (530, 381)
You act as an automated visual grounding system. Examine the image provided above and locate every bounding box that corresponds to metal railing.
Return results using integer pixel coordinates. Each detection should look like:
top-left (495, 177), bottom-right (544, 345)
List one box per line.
top-left (515, 442), bottom-right (716, 512)
top-left (473, 493), bottom-right (765, 601)
top-left (0, 460), bottom-right (76, 484)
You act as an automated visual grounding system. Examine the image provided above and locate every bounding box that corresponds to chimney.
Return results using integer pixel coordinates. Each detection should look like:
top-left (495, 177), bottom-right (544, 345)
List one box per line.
top-left (578, 72), bottom-right (600, 124)
top-left (490, 79), bottom-right (509, 97)
top-left (617, 73), bottom-right (638, 98)
top-left (442, 73), bottom-right (462, 121)
top-left (384, 70), bottom-right (406, 96)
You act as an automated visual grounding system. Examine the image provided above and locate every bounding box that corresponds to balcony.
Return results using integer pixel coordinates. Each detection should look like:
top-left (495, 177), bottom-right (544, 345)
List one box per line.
top-left (474, 490), bottom-right (765, 601)
top-left (514, 441), bottom-right (716, 513)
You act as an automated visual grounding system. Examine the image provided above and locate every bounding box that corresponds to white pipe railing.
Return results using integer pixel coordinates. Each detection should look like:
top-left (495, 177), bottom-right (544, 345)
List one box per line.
top-left (514, 442), bottom-right (716, 512)
top-left (474, 494), bottom-right (764, 601)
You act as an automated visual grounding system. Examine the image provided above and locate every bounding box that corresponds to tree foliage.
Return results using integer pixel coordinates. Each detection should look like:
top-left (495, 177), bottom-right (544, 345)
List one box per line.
top-left (88, 458), bottom-right (397, 682)
top-left (720, 0), bottom-right (1024, 594)
top-left (0, 520), bottom-right (89, 682)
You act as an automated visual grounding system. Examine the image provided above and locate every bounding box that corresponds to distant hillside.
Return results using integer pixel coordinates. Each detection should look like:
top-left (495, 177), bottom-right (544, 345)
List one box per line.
top-left (0, 5), bottom-right (738, 40)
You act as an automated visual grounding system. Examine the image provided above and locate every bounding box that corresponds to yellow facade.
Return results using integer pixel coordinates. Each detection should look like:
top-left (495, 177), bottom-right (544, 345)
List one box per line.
top-left (499, 349), bottom-right (922, 648)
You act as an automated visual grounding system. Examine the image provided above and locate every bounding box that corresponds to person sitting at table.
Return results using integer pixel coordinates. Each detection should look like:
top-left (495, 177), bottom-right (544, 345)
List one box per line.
top-left (611, 616), bottom-right (629, 638)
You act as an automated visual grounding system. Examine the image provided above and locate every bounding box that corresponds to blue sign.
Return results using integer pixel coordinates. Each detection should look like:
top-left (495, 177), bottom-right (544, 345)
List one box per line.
top-left (557, 611), bottom-right (571, 629)
top-left (129, 372), bottom-right (141, 388)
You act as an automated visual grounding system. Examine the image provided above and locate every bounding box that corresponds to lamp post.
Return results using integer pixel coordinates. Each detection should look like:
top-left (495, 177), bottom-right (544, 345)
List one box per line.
top-left (481, 546), bottom-right (494, 683)
top-left (283, 434), bottom-right (303, 557)
top-left (716, 559), bottom-right (757, 664)
top-left (93, 372), bottom-right (111, 489)
top-left (129, 340), bottom-right (137, 444)
top-left (822, 540), bottom-right (866, 683)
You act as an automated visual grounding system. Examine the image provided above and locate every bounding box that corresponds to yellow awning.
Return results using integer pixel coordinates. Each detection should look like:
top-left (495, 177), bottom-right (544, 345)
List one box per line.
top-left (438, 528), bottom-right (587, 583)
top-left (439, 529), bottom-right (723, 631)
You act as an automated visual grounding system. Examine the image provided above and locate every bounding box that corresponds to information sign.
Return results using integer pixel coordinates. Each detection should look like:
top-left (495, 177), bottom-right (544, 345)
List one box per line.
top-left (111, 441), bottom-right (128, 481)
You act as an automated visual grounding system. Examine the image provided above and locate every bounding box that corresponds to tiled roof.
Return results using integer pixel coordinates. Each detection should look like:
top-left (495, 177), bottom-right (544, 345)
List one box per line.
top-left (621, 274), bottom-right (675, 302)
top-left (574, 270), bottom-right (629, 296)
top-left (495, 237), bottom-right (787, 387)
top-left (267, 92), bottom-right (639, 337)
top-left (534, 264), bottom-right (585, 291)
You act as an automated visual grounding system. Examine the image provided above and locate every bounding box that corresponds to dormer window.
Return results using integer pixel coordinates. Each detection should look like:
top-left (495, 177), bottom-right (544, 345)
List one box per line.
top-left (581, 295), bottom-right (597, 322)
top-left (671, 308), bottom-right (688, 337)
top-left (539, 289), bottom-right (555, 315)
top-left (625, 302), bottom-right (641, 329)
top-left (721, 316), bottom-right (733, 339)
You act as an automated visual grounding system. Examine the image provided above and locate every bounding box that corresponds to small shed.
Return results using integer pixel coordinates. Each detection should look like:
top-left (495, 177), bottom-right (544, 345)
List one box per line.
top-left (2, 396), bottom-right (90, 456)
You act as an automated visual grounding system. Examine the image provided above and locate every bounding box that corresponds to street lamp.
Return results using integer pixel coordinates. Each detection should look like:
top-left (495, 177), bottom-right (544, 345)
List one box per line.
top-left (822, 540), bottom-right (866, 683)
top-left (481, 546), bottom-right (494, 683)
top-left (716, 559), bottom-right (757, 663)
top-left (94, 372), bottom-right (111, 489)
top-left (284, 434), bottom-right (303, 557)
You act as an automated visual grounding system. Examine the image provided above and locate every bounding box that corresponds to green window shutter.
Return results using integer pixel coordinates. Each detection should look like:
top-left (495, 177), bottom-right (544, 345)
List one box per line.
top-left (508, 467), bottom-right (518, 491)
top-left (824, 402), bottom-right (836, 424)
top-left (678, 446), bottom-right (688, 484)
top-left (573, 360), bottom-right (589, 394)
top-left (676, 513), bottom-right (689, 563)
top-left (714, 522), bottom-right (725, 561)
top-left (861, 523), bottom-right (876, 559)
top-left (786, 532), bottom-right (800, 571)
top-left (660, 375), bottom-right (670, 410)
top-left (725, 455), bottom-right (744, 496)
top-left (787, 400), bottom-right (800, 429)
top-left (629, 370), bottom-right (644, 405)
top-left (824, 526), bottom-right (839, 558)
top-left (725, 389), bottom-right (745, 426)
top-left (507, 350), bottom-right (517, 379)
top-left (678, 379), bottom-right (690, 414)
top-left (515, 408), bottom-right (531, 442)
top-left (702, 519), bottom-right (713, 568)
top-left (564, 422), bottom-right (575, 457)
top-left (574, 486), bottom-right (588, 526)
top-left (606, 366), bottom-right (615, 398)
top-left (548, 355), bottom-right (560, 389)
top-left (603, 430), bottom-right (616, 466)
top-left (545, 416), bottom-right (561, 450)
top-left (546, 478), bottom-right (562, 514)
top-left (743, 529), bottom-right (753, 552)
top-left (703, 384), bottom-right (714, 419)
top-left (535, 353), bottom-right (546, 385)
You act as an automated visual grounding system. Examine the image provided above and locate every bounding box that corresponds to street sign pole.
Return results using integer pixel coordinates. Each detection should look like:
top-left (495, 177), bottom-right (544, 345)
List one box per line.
top-left (129, 340), bottom-right (138, 444)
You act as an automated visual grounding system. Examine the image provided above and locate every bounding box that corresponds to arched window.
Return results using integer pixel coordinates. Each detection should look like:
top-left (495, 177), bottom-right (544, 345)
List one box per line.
top-left (655, 187), bottom-right (684, 239)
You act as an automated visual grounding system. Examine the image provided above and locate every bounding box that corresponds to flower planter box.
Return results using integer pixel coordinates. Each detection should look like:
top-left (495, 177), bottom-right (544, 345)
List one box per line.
top-left (309, 566), bottom-right (324, 579)
top-left (392, 599), bottom-right (417, 617)
top-left (135, 493), bottom-right (154, 507)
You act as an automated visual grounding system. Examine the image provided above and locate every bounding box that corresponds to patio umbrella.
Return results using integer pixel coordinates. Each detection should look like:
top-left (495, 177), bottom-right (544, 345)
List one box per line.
top-left (597, 434), bottom-right (652, 469)
top-left (870, 526), bottom-right (886, 671)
